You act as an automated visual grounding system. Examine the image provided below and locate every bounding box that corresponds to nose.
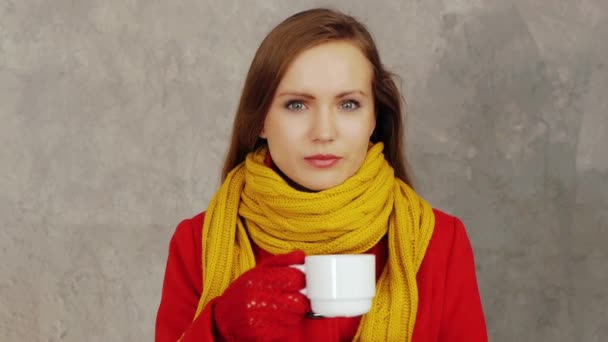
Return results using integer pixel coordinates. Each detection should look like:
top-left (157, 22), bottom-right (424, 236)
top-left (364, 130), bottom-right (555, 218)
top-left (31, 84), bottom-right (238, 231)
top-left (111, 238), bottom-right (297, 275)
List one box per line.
top-left (309, 106), bottom-right (336, 143)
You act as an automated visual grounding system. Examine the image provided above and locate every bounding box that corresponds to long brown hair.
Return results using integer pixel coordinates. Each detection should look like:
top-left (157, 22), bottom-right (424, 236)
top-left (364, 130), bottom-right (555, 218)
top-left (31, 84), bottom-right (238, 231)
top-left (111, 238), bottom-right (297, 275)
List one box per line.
top-left (221, 8), bottom-right (414, 187)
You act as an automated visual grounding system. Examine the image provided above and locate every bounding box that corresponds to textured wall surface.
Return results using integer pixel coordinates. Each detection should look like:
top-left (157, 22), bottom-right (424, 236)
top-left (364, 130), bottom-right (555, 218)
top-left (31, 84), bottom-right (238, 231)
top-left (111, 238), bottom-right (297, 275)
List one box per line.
top-left (1, 1), bottom-right (607, 341)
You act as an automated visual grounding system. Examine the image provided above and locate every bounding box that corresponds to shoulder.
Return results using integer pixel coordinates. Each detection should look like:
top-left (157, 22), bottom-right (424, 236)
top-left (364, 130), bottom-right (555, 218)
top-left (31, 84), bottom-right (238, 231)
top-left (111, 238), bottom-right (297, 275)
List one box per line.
top-left (416, 208), bottom-right (479, 288)
top-left (171, 211), bottom-right (206, 242)
top-left (170, 212), bottom-right (205, 254)
top-left (431, 208), bottom-right (470, 244)
top-left (426, 208), bottom-right (475, 262)
top-left (417, 210), bottom-right (487, 340)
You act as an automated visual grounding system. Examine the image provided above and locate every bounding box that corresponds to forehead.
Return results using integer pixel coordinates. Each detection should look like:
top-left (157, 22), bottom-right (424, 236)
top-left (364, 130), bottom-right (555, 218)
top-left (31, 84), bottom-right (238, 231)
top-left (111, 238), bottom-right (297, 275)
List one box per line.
top-left (277, 41), bottom-right (373, 93)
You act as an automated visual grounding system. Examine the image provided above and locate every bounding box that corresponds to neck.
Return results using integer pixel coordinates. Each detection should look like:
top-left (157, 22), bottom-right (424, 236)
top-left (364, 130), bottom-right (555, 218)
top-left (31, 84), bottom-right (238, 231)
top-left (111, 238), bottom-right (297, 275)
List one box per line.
top-left (272, 164), bottom-right (319, 193)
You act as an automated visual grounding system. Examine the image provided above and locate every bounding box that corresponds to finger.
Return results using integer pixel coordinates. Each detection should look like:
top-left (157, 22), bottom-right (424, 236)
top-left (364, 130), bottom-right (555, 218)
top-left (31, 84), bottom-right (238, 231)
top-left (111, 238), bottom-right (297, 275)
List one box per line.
top-left (275, 291), bottom-right (311, 315)
top-left (249, 266), bottom-right (306, 292)
top-left (277, 266), bottom-right (306, 292)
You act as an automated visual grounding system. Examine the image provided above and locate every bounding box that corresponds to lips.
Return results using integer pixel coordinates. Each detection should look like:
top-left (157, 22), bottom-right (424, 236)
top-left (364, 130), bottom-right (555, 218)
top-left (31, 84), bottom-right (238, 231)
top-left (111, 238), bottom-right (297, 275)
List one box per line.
top-left (304, 154), bottom-right (342, 168)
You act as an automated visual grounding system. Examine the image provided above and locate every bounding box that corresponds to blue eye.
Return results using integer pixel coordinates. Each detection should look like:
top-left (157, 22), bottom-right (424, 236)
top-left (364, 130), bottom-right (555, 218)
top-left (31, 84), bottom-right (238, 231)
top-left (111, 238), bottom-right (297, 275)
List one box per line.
top-left (341, 100), bottom-right (360, 110)
top-left (286, 100), bottom-right (306, 111)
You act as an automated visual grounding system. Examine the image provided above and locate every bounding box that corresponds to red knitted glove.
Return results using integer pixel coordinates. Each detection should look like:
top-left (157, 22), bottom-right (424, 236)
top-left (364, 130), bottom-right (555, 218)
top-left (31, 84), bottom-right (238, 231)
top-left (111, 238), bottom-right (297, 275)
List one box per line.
top-left (213, 250), bottom-right (310, 341)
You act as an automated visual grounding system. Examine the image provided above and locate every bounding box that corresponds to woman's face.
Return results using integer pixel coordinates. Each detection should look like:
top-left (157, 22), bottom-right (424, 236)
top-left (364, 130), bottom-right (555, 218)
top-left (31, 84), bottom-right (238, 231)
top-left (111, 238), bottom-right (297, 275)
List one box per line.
top-left (261, 41), bottom-right (376, 191)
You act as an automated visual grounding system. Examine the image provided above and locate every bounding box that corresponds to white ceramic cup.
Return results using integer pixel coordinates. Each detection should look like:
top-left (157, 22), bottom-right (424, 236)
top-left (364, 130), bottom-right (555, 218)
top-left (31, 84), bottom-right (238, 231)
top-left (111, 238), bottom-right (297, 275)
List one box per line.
top-left (291, 254), bottom-right (376, 317)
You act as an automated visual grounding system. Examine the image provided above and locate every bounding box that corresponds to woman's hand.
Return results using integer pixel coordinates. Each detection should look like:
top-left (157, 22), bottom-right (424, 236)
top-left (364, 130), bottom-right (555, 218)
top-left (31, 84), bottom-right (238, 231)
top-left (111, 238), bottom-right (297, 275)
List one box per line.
top-left (213, 250), bottom-right (309, 341)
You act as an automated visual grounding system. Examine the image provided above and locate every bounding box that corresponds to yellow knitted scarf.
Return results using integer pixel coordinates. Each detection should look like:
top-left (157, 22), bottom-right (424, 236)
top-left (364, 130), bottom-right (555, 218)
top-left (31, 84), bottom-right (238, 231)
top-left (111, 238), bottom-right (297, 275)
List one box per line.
top-left (193, 143), bottom-right (435, 341)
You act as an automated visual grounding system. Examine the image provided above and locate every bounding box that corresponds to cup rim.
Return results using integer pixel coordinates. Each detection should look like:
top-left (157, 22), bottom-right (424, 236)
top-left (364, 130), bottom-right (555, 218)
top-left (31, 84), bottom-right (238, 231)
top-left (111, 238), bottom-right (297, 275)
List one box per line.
top-left (305, 254), bottom-right (375, 260)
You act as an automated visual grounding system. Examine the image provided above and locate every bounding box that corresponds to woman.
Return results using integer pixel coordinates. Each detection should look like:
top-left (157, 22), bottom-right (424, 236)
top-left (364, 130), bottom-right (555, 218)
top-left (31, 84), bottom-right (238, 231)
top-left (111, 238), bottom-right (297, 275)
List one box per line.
top-left (156, 8), bottom-right (487, 342)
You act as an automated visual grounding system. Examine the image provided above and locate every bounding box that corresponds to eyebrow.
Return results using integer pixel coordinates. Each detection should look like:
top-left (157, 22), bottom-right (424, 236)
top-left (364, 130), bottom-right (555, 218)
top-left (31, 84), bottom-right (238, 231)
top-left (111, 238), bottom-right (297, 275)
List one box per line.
top-left (276, 90), bottom-right (368, 99)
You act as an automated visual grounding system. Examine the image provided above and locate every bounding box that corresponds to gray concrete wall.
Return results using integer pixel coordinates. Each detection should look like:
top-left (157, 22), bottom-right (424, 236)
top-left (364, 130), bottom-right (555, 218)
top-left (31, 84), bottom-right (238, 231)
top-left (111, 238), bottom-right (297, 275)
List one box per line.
top-left (1, 1), bottom-right (606, 341)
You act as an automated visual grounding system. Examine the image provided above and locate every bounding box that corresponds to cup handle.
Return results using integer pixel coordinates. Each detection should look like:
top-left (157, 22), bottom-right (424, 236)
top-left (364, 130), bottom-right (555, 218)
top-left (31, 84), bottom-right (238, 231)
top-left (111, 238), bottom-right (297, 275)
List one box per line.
top-left (289, 264), bottom-right (307, 295)
top-left (290, 264), bottom-right (324, 318)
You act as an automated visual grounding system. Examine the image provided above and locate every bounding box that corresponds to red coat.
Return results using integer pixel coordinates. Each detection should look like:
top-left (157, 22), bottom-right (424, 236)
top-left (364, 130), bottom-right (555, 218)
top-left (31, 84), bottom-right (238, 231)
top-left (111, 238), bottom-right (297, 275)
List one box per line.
top-left (156, 209), bottom-right (488, 341)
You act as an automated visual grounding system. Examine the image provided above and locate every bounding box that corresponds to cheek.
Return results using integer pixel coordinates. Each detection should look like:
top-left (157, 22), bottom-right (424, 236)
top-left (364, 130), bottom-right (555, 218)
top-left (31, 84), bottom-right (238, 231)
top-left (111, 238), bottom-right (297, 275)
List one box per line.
top-left (342, 116), bottom-right (375, 141)
top-left (267, 125), bottom-right (301, 146)
top-left (265, 124), bottom-right (301, 162)
top-left (265, 112), bottom-right (304, 139)
top-left (344, 119), bottom-right (374, 161)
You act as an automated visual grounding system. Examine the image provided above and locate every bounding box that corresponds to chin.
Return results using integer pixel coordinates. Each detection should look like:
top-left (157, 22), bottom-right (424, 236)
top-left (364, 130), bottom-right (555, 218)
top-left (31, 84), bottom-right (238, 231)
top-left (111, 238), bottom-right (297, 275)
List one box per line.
top-left (298, 178), bottom-right (345, 192)
top-left (303, 184), bottom-right (332, 192)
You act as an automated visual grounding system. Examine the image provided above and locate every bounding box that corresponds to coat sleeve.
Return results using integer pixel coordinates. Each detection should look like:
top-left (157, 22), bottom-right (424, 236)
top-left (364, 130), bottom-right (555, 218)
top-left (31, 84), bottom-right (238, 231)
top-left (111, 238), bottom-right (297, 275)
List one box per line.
top-left (439, 217), bottom-right (488, 342)
top-left (155, 214), bottom-right (220, 341)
